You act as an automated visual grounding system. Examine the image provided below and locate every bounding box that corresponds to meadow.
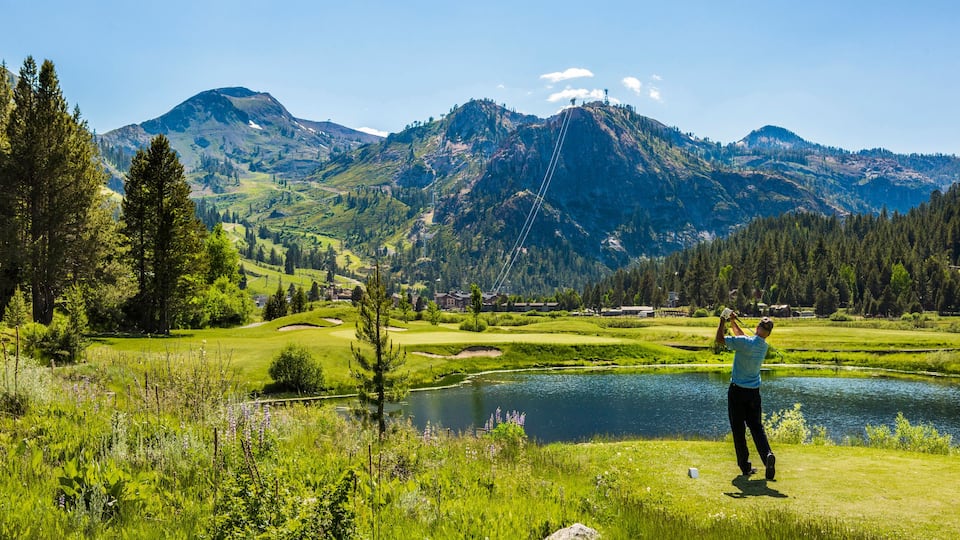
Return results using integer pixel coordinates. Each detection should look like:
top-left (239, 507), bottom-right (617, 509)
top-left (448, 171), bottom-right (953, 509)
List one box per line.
top-left (2, 306), bottom-right (959, 538)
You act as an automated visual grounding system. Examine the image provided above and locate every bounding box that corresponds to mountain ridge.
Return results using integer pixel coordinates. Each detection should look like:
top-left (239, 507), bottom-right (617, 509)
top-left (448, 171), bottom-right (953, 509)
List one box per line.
top-left (96, 90), bottom-right (960, 293)
top-left (98, 87), bottom-right (381, 190)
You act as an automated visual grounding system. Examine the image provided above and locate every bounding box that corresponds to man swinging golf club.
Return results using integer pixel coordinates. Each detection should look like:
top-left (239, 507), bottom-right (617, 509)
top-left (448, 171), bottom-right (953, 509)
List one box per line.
top-left (715, 308), bottom-right (777, 480)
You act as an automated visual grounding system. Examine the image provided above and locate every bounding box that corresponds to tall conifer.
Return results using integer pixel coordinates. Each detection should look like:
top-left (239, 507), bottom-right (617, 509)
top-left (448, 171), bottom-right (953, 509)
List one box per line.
top-left (350, 264), bottom-right (407, 436)
top-left (0, 57), bottom-right (107, 323)
top-left (121, 134), bottom-right (205, 333)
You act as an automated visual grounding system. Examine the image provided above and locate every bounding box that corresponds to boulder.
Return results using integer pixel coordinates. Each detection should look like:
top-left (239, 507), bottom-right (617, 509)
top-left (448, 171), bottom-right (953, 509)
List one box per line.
top-left (545, 523), bottom-right (599, 539)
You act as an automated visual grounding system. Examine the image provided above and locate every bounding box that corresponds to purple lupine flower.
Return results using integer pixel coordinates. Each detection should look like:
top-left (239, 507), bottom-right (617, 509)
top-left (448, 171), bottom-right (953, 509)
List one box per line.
top-left (258, 405), bottom-right (269, 449)
top-left (242, 405), bottom-right (253, 446)
top-left (226, 406), bottom-right (237, 439)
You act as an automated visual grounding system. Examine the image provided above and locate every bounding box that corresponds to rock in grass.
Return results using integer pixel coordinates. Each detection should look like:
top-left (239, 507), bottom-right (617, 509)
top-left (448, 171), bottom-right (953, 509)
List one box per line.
top-left (546, 523), bottom-right (599, 539)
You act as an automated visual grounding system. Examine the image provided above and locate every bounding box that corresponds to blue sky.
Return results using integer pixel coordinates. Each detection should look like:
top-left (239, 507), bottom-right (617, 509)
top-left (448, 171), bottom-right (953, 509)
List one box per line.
top-left (3, 0), bottom-right (958, 154)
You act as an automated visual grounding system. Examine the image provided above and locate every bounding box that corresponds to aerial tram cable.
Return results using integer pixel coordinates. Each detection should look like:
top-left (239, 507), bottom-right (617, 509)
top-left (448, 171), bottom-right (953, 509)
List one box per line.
top-left (492, 101), bottom-right (575, 294)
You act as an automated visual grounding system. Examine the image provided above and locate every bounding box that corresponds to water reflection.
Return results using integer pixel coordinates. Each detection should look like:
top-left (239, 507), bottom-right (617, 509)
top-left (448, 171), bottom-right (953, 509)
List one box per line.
top-left (399, 371), bottom-right (960, 444)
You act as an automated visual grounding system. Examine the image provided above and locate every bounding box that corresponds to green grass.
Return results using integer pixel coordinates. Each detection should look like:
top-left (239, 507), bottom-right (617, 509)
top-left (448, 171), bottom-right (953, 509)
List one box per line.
top-left (546, 439), bottom-right (960, 539)
top-left (85, 311), bottom-right (960, 395)
top-left (2, 375), bottom-right (957, 538)
top-left (5, 311), bottom-right (960, 538)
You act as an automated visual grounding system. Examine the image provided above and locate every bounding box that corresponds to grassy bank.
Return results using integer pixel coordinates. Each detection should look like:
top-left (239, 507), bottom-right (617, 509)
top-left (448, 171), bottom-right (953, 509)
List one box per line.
top-left (85, 307), bottom-right (960, 395)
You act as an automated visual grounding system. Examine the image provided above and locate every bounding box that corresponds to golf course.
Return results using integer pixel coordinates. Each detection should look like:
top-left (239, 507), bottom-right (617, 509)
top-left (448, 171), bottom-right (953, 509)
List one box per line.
top-left (3, 306), bottom-right (960, 538)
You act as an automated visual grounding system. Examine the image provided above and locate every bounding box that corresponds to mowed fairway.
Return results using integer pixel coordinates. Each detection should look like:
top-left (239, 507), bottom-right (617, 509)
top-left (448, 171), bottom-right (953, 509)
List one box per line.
top-left (328, 326), bottom-right (624, 346)
top-left (87, 310), bottom-right (960, 394)
top-left (636, 320), bottom-right (960, 351)
top-left (88, 315), bottom-right (631, 391)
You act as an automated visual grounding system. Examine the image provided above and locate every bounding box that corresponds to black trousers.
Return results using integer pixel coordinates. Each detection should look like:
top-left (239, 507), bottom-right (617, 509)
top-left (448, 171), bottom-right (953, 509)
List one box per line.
top-left (728, 383), bottom-right (773, 474)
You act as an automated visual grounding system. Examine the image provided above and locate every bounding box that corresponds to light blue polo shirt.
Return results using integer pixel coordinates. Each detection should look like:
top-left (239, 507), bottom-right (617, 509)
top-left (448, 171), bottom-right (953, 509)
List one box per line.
top-left (726, 334), bottom-right (769, 389)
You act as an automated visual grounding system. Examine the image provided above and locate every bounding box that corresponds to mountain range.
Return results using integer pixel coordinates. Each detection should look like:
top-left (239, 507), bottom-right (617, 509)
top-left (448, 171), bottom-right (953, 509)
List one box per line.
top-left (96, 88), bottom-right (960, 293)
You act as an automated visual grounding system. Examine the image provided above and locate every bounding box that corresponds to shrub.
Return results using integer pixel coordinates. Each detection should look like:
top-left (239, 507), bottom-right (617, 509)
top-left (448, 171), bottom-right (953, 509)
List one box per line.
top-left (209, 461), bottom-right (356, 539)
top-left (483, 408), bottom-right (527, 459)
top-left (458, 319), bottom-right (487, 332)
top-left (22, 315), bottom-right (86, 365)
top-left (269, 344), bottom-right (325, 394)
top-left (764, 403), bottom-right (814, 444)
top-left (866, 412), bottom-right (953, 454)
top-left (692, 308), bottom-right (709, 318)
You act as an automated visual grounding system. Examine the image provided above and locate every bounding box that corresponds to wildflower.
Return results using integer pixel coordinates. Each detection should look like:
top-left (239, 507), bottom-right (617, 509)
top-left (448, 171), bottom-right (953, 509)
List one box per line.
top-left (258, 405), bottom-right (271, 448)
top-left (226, 406), bottom-right (237, 439)
top-left (422, 421), bottom-right (433, 444)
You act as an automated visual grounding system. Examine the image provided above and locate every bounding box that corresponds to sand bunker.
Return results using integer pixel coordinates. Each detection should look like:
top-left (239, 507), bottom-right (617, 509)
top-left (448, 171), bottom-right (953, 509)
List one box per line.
top-left (412, 346), bottom-right (502, 359)
top-left (323, 318), bottom-right (343, 325)
top-left (278, 324), bottom-right (321, 331)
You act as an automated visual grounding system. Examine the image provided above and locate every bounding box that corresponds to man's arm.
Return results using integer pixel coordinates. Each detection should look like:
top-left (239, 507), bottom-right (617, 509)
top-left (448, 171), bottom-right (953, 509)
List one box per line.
top-left (715, 318), bottom-right (727, 347)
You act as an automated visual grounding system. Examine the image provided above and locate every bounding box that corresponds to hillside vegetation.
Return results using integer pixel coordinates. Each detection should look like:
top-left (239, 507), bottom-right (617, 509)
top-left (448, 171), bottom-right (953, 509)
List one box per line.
top-left (587, 183), bottom-right (960, 318)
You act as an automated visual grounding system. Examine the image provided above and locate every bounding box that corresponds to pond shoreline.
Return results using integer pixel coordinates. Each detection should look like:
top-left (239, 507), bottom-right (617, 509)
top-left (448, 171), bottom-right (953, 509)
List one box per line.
top-left (252, 362), bottom-right (960, 407)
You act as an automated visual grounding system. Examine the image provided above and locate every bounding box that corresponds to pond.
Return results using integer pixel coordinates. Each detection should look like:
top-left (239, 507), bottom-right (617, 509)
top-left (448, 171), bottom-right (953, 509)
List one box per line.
top-left (398, 370), bottom-right (960, 444)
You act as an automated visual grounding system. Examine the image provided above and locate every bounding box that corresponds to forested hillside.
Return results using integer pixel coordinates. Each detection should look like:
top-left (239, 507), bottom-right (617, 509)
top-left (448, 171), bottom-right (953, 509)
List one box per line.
top-left (585, 184), bottom-right (960, 317)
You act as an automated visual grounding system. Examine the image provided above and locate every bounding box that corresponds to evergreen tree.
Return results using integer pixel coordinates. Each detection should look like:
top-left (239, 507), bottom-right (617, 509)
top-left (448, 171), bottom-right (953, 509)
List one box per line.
top-left (426, 300), bottom-right (441, 325)
top-left (351, 285), bottom-right (364, 306)
top-left (0, 58), bottom-right (110, 324)
top-left (62, 284), bottom-right (89, 362)
top-left (470, 283), bottom-right (483, 330)
top-left (291, 285), bottom-right (307, 314)
top-left (0, 63), bottom-right (13, 309)
top-left (350, 265), bottom-right (407, 436)
top-left (121, 134), bottom-right (205, 333)
top-left (398, 292), bottom-right (412, 323)
top-left (308, 281), bottom-right (320, 302)
top-left (263, 282), bottom-right (288, 321)
top-left (3, 286), bottom-right (30, 397)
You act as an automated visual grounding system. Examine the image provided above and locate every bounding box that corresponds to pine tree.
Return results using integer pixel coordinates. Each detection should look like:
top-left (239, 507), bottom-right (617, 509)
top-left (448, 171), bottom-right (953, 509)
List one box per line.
top-left (291, 286), bottom-right (307, 314)
top-left (350, 265), bottom-right (407, 436)
top-left (0, 57), bottom-right (109, 324)
top-left (121, 134), bottom-right (205, 333)
top-left (262, 282), bottom-right (288, 321)
top-left (470, 283), bottom-right (483, 330)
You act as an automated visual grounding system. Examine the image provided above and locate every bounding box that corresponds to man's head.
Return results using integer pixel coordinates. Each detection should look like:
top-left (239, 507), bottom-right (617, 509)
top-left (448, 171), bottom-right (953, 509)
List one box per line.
top-left (757, 317), bottom-right (774, 337)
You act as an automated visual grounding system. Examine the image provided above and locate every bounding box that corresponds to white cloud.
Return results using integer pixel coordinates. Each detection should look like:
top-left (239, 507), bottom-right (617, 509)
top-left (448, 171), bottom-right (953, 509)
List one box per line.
top-left (651, 74), bottom-right (662, 81)
top-left (547, 87), bottom-right (606, 103)
top-left (540, 67), bottom-right (594, 83)
top-left (622, 76), bottom-right (643, 95)
top-left (648, 87), bottom-right (662, 102)
top-left (357, 126), bottom-right (389, 137)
